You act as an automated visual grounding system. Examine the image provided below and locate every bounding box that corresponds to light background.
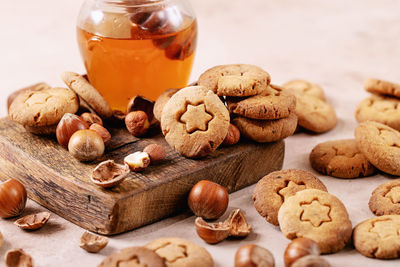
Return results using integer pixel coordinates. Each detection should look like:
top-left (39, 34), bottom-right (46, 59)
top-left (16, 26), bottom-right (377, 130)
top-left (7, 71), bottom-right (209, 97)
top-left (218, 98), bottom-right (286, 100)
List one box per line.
top-left (0, 0), bottom-right (400, 266)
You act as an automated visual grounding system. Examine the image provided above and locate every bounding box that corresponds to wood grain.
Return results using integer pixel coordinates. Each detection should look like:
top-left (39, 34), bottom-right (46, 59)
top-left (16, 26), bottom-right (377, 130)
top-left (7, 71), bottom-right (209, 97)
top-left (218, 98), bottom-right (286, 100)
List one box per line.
top-left (0, 117), bottom-right (284, 235)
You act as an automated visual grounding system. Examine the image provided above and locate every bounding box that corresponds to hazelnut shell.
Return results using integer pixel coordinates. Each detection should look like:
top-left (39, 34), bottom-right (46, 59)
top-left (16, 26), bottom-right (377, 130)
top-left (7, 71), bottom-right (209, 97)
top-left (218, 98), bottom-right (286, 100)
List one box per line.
top-left (14, 211), bottom-right (50, 230)
top-left (91, 160), bottom-right (130, 188)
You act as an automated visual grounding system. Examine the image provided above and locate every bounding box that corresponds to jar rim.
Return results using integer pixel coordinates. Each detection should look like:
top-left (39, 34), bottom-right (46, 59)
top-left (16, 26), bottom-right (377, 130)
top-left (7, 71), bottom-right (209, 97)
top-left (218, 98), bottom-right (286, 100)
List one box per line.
top-left (97, 0), bottom-right (171, 8)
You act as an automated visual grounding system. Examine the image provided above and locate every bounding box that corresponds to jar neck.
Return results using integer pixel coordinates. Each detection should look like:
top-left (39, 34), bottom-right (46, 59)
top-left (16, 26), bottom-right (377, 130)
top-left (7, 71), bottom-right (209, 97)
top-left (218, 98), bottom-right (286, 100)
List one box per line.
top-left (97, 0), bottom-right (169, 7)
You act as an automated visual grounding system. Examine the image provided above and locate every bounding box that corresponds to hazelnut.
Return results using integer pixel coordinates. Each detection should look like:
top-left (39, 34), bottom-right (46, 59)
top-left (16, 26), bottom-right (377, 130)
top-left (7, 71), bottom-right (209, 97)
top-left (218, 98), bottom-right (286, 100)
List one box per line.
top-left (284, 238), bottom-right (320, 267)
top-left (80, 231), bottom-right (109, 253)
top-left (56, 113), bottom-right (89, 148)
top-left (126, 95), bottom-right (157, 126)
top-left (143, 144), bottom-right (166, 163)
top-left (68, 130), bottom-right (105, 161)
top-left (125, 111), bottom-right (150, 137)
top-left (0, 179), bottom-right (27, 218)
top-left (81, 112), bottom-right (103, 126)
top-left (91, 160), bottom-right (130, 188)
top-left (222, 123), bottom-right (241, 146)
top-left (5, 249), bottom-right (33, 267)
top-left (89, 123), bottom-right (111, 146)
top-left (188, 180), bottom-right (229, 220)
top-left (124, 152), bottom-right (150, 171)
top-left (14, 211), bottom-right (50, 230)
top-left (235, 244), bottom-right (275, 267)
top-left (291, 255), bottom-right (330, 267)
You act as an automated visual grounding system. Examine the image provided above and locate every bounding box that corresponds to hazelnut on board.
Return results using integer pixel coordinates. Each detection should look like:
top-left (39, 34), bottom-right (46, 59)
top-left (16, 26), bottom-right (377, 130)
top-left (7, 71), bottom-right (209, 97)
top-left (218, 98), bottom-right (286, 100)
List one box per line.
top-left (143, 144), bottom-right (166, 163)
top-left (124, 151), bottom-right (150, 171)
top-left (125, 111), bottom-right (150, 137)
top-left (81, 112), bottom-right (103, 126)
top-left (89, 123), bottom-right (111, 145)
top-left (68, 130), bottom-right (105, 161)
top-left (222, 123), bottom-right (240, 146)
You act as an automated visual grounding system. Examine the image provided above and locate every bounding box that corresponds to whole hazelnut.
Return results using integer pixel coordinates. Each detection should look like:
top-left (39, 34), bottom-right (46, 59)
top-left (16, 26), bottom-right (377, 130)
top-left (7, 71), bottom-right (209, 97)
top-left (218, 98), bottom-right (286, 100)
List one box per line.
top-left (125, 111), bottom-right (150, 137)
top-left (68, 130), bottom-right (105, 161)
top-left (56, 113), bottom-right (89, 148)
top-left (81, 112), bottom-right (103, 126)
top-left (291, 255), bottom-right (330, 267)
top-left (188, 180), bottom-right (229, 220)
top-left (89, 123), bottom-right (111, 146)
top-left (0, 179), bottom-right (27, 218)
top-left (235, 244), bottom-right (275, 267)
top-left (222, 124), bottom-right (240, 146)
top-left (284, 238), bottom-right (320, 267)
top-left (143, 144), bottom-right (166, 163)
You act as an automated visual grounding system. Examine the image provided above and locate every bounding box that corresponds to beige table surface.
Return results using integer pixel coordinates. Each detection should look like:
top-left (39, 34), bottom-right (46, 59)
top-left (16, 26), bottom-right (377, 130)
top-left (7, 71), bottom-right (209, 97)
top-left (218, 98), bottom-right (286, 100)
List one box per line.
top-left (1, 0), bottom-right (400, 266)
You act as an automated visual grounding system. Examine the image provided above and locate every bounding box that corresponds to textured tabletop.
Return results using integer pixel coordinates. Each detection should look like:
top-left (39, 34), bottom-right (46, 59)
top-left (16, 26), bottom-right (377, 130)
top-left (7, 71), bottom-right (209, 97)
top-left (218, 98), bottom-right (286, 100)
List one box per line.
top-left (1, 0), bottom-right (400, 266)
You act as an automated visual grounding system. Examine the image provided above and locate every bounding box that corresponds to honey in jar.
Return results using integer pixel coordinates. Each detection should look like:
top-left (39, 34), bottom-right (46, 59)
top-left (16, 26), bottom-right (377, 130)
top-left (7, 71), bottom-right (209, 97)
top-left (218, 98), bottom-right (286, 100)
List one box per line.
top-left (77, 0), bottom-right (197, 112)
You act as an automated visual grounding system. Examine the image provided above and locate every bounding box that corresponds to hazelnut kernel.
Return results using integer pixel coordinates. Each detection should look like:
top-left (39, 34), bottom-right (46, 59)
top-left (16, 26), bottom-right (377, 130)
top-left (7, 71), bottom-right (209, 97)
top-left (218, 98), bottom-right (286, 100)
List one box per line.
top-left (124, 151), bottom-right (150, 171)
top-left (125, 111), bottom-right (150, 137)
top-left (81, 112), bottom-right (103, 126)
top-left (143, 144), bottom-right (166, 163)
top-left (89, 123), bottom-right (111, 146)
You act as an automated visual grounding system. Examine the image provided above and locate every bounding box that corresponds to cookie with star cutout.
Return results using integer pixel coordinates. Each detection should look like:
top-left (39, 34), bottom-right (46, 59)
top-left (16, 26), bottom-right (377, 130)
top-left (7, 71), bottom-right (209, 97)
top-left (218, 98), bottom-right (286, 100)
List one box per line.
top-left (278, 189), bottom-right (352, 254)
top-left (353, 215), bottom-right (400, 259)
top-left (369, 180), bottom-right (400, 216)
top-left (161, 86), bottom-right (230, 158)
top-left (252, 169), bottom-right (327, 226)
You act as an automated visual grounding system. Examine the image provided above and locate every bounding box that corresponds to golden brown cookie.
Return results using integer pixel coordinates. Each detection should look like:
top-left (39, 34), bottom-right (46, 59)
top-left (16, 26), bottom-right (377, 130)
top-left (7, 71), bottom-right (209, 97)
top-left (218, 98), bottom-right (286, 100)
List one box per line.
top-left (161, 86), bottom-right (229, 158)
top-left (99, 246), bottom-right (166, 267)
top-left (355, 94), bottom-right (400, 131)
top-left (353, 215), bottom-right (400, 259)
top-left (7, 82), bottom-right (51, 112)
top-left (282, 80), bottom-right (326, 101)
top-left (355, 121), bottom-right (400, 176)
top-left (309, 139), bottom-right (376, 178)
top-left (232, 113), bottom-right (297, 143)
top-left (153, 88), bottom-right (180, 122)
top-left (198, 64), bottom-right (270, 97)
top-left (278, 189), bottom-right (352, 254)
top-left (226, 84), bottom-right (296, 120)
top-left (364, 78), bottom-right (400, 98)
top-left (252, 169), bottom-right (327, 226)
top-left (61, 72), bottom-right (113, 118)
top-left (295, 94), bottom-right (337, 133)
top-left (369, 180), bottom-right (400, 216)
top-left (145, 237), bottom-right (214, 267)
top-left (9, 87), bottom-right (79, 128)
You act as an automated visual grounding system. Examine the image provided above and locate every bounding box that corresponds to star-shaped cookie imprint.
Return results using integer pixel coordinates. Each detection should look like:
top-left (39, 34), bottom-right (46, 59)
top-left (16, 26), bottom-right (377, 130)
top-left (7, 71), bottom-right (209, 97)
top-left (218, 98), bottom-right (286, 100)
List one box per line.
top-left (385, 186), bottom-right (400, 204)
top-left (278, 181), bottom-right (306, 201)
top-left (300, 200), bottom-right (332, 227)
top-left (370, 219), bottom-right (400, 240)
top-left (180, 103), bottom-right (213, 133)
top-left (155, 244), bottom-right (187, 262)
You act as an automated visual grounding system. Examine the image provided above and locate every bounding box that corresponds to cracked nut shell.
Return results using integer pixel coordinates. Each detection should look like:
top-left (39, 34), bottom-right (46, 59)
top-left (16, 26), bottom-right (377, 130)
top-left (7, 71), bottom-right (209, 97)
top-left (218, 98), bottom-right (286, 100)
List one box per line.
top-left (235, 244), bottom-right (275, 267)
top-left (14, 211), bottom-right (50, 230)
top-left (91, 160), bottom-right (130, 188)
top-left (226, 209), bottom-right (252, 237)
top-left (80, 231), bottom-right (109, 253)
top-left (5, 249), bottom-right (33, 267)
top-left (195, 217), bottom-right (230, 244)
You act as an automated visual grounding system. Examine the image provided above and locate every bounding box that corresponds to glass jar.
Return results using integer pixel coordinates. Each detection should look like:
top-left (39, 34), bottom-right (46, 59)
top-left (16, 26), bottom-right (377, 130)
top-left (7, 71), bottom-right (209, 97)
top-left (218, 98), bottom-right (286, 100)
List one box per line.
top-left (77, 0), bottom-right (197, 112)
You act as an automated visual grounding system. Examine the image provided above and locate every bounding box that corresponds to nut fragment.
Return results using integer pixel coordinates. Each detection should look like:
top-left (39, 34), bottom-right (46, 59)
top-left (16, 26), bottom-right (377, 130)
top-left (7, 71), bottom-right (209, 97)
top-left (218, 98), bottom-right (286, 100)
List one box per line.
top-left (81, 112), bottom-right (103, 126)
top-left (14, 211), bottom-right (50, 230)
top-left (195, 217), bottom-right (230, 244)
top-left (195, 209), bottom-right (251, 244)
top-left (222, 123), bottom-right (241, 146)
top-left (80, 231), bottom-right (109, 253)
top-left (124, 152), bottom-right (150, 171)
top-left (5, 249), bottom-right (33, 267)
top-left (235, 244), bottom-right (275, 267)
top-left (284, 238), bottom-right (320, 267)
top-left (143, 144), bottom-right (166, 163)
top-left (89, 123), bottom-right (111, 146)
top-left (91, 160), bottom-right (130, 188)
top-left (0, 231), bottom-right (4, 248)
top-left (125, 111), bottom-right (150, 137)
top-left (291, 255), bottom-right (330, 267)
top-left (126, 95), bottom-right (157, 126)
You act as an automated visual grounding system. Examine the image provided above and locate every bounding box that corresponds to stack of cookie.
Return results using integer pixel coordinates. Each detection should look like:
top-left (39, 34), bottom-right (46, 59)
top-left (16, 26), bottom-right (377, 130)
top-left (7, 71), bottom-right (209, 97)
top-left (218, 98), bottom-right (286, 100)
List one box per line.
top-left (198, 64), bottom-right (298, 143)
top-left (282, 80), bottom-right (337, 133)
top-left (355, 78), bottom-right (400, 131)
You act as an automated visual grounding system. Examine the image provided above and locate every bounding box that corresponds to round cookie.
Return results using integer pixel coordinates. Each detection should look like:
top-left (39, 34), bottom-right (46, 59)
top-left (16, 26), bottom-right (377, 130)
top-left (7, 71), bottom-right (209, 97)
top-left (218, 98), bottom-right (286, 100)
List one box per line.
top-left (369, 179), bottom-right (400, 216)
top-left (161, 86), bottom-right (229, 158)
top-left (295, 94), bottom-right (337, 133)
top-left (99, 246), bottom-right (166, 267)
top-left (282, 79), bottom-right (326, 101)
top-left (309, 139), bottom-right (376, 178)
top-left (355, 121), bottom-right (400, 176)
top-left (9, 87), bottom-right (79, 127)
top-left (198, 64), bottom-right (270, 97)
top-left (62, 71), bottom-right (113, 118)
top-left (226, 84), bottom-right (296, 120)
top-left (355, 94), bottom-right (400, 131)
top-left (153, 88), bottom-right (180, 122)
top-left (232, 113), bottom-right (298, 143)
top-left (252, 169), bottom-right (327, 226)
top-left (278, 189), bottom-right (352, 254)
top-left (353, 215), bottom-right (400, 259)
top-left (364, 78), bottom-right (400, 98)
top-left (145, 237), bottom-right (214, 267)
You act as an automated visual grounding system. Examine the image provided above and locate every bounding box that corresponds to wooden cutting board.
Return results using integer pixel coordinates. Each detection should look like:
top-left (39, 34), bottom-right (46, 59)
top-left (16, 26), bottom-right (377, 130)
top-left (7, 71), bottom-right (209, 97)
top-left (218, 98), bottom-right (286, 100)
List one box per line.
top-left (0, 117), bottom-right (284, 235)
